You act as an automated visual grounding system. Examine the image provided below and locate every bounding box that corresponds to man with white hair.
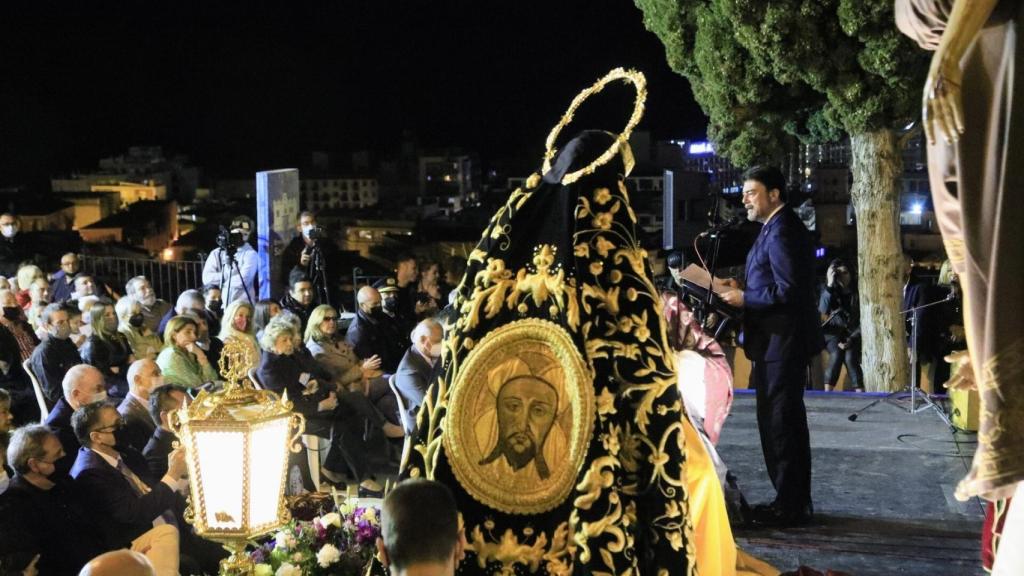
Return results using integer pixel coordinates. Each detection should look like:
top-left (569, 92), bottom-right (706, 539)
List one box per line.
top-left (393, 318), bottom-right (443, 431)
top-left (156, 289), bottom-right (204, 336)
top-left (44, 364), bottom-right (107, 478)
top-left (124, 277), bottom-right (171, 335)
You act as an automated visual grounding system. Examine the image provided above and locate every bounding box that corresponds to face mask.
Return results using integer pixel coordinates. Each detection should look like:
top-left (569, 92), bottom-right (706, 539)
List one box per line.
top-left (88, 390), bottom-right (108, 404)
top-left (302, 224), bottom-right (315, 239)
top-left (382, 297), bottom-right (398, 314)
top-left (428, 341), bottom-right (443, 358)
top-left (140, 294), bottom-right (156, 307)
top-left (369, 305), bottom-right (384, 320)
top-left (129, 314), bottom-right (145, 328)
top-left (50, 324), bottom-right (72, 340)
top-left (0, 225), bottom-right (16, 239)
top-left (207, 300), bottom-right (222, 313)
top-left (232, 316), bottom-right (248, 332)
top-left (2, 306), bottom-right (20, 319)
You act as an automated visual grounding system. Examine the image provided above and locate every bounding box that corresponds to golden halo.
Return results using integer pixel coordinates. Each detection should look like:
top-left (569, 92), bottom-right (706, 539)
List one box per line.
top-left (541, 67), bottom-right (647, 185)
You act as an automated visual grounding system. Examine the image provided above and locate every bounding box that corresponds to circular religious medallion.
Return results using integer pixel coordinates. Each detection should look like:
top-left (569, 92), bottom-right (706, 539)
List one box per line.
top-left (444, 318), bottom-right (594, 514)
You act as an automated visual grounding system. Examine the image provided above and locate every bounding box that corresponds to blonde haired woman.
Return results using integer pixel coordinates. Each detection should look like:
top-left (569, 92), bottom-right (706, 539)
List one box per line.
top-left (304, 305), bottom-right (381, 393)
top-left (217, 299), bottom-right (260, 362)
top-left (116, 296), bottom-right (162, 360)
top-left (156, 315), bottom-right (217, 389)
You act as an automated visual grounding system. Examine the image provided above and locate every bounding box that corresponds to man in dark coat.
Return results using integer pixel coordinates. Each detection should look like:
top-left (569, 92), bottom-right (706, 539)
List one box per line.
top-left (30, 303), bottom-right (82, 406)
top-left (721, 165), bottom-right (823, 527)
top-left (346, 286), bottom-right (406, 375)
top-left (44, 364), bottom-right (108, 478)
top-left (393, 319), bottom-right (443, 431)
top-left (142, 383), bottom-right (187, 482)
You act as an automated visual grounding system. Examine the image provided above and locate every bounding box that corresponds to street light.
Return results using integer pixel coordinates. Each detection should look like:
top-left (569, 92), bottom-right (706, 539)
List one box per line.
top-left (171, 337), bottom-right (306, 575)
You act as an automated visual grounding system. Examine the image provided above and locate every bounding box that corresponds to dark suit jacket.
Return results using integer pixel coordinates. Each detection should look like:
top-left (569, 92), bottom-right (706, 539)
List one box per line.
top-left (142, 427), bottom-right (177, 480)
top-left (69, 447), bottom-right (179, 550)
top-left (44, 397), bottom-right (81, 478)
top-left (30, 335), bottom-right (82, 406)
top-left (257, 351), bottom-right (329, 418)
top-left (118, 393), bottom-right (157, 453)
top-left (394, 346), bottom-right (439, 428)
top-left (345, 310), bottom-right (405, 374)
top-left (0, 475), bottom-right (106, 576)
top-left (742, 207), bottom-right (824, 362)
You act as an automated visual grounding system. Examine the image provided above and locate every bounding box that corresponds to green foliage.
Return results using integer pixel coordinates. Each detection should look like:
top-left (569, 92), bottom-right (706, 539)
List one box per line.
top-left (635, 0), bottom-right (927, 163)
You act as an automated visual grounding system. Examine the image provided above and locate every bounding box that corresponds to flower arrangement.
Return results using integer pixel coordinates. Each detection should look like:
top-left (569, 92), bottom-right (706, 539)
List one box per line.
top-left (248, 498), bottom-right (381, 576)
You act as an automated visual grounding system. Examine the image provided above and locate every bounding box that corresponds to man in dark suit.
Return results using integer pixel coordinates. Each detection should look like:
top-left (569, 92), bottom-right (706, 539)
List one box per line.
top-left (142, 383), bottom-right (187, 479)
top-left (30, 302), bottom-right (82, 406)
top-left (0, 424), bottom-right (108, 575)
top-left (721, 165), bottom-right (823, 527)
top-left (45, 364), bottom-right (108, 478)
top-left (69, 402), bottom-right (186, 572)
top-left (117, 359), bottom-right (161, 454)
top-left (346, 286), bottom-right (406, 374)
top-left (394, 319), bottom-right (443, 432)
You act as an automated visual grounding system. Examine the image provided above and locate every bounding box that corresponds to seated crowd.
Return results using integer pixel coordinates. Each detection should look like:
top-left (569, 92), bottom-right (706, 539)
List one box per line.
top-left (0, 241), bottom-right (458, 575)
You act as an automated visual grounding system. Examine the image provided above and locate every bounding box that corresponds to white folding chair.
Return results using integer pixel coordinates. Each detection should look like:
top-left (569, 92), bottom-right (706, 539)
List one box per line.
top-left (22, 359), bottom-right (49, 423)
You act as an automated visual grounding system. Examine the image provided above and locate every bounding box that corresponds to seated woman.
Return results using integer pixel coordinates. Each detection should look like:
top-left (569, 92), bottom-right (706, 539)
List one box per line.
top-left (80, 299), bottom-right (134, 399)
top-left (116, 296), bottom-right (163, 360)
top-left (13, 265), bottom-right (43, 310)
top-left (156, 315), bottom-right (218, 390)
top-left (217, 299), bottom-right (260, 363)
top-left (258, 316), bottom-right (402, 494)
top-left (304, 305), bottom-right (400, 425)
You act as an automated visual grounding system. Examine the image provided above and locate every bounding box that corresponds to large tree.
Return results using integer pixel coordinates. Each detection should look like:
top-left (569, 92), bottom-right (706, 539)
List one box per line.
top-left (636, 0), bottom-right (928, 391)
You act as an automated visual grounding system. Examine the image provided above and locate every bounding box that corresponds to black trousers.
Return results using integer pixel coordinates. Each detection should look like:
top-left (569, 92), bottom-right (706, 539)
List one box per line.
top-left (752, 356), bottom-right (813, 515)
top-left (824, 337), bottom-right (863, 389)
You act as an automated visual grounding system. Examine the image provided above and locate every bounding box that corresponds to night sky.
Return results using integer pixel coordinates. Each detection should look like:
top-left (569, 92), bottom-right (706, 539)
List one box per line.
top-left (1, 1), bottom-right (706, 185)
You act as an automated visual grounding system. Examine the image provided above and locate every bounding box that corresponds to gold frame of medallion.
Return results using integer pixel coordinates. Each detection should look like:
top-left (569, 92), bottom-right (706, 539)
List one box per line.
top-left (541, 67), bottom-right (646, 185)
top-left (171, 338), bottom-right (306, 576)
top-left (444, 318), bottom-right (594, 515)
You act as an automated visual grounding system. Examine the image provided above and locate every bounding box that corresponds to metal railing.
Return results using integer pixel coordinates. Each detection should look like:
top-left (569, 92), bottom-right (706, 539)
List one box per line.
top-left (80, 255), bottom-right (205, 302)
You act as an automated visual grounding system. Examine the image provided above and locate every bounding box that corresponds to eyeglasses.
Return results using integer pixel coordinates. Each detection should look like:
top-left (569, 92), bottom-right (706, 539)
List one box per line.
top-left (94, 418), bottom-right (125, 434)
top-left (323, 316), bottom-right (338, 321)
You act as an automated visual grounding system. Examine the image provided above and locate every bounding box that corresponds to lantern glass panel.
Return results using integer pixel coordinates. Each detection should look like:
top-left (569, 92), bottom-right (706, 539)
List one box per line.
top-left (196, 430), bottom-right (245, 530)
top-left (249, 418), bottom-right (290, 528)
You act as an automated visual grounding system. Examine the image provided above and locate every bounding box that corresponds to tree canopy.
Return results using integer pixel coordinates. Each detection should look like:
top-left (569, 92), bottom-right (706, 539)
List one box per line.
top-left (635, 0), bottom-right (927, 163)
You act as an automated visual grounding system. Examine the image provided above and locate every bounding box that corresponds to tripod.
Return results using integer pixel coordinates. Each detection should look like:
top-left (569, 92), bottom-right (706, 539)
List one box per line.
top-left (848, 292), bottom-right (954, 426)
top-left (222, 247), bottom-right (253, 306)
top-left (307, 242), bottom-right (331, 308)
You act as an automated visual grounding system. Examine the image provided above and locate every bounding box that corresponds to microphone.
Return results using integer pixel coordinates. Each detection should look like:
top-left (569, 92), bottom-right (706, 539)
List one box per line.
top-left (699, 216), bottom-right (743, 237)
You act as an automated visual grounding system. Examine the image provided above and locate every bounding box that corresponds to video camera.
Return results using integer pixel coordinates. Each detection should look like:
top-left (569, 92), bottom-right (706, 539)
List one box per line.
top-left (216, 226), bottom-right (244, 256)
top-left (305, 225), bottom-right (328, 244)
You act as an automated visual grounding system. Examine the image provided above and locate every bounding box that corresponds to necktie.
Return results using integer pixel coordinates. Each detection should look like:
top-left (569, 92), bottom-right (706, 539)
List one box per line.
top-left (116, 458), bottom-right (178, 527)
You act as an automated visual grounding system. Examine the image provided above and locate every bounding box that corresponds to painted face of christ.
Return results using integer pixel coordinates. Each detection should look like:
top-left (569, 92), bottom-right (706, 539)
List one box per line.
top-left (479, 376), bottom-right (558, 479)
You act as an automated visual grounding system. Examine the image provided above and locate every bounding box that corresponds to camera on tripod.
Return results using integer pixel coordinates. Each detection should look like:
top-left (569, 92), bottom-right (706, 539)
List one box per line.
top-left (305, 225), bottom-right (327, 245)
top-left (216, 226), bottom-right (244, 255)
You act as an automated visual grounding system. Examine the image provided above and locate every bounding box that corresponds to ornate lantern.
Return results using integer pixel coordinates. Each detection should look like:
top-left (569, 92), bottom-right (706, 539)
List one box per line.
top-left (171, 338), bottom-right (305, 575)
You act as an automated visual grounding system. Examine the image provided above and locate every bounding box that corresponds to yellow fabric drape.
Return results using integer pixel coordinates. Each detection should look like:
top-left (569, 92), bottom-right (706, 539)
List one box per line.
top-left (682, 416), bottom-right (779, 576)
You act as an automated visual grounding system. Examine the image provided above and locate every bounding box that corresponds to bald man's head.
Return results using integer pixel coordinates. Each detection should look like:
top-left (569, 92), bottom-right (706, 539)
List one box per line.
top-left (357, 286), bottom-right (382, 314)
top-left (62, 364), bottom-right (106, 410)
top-left (78, 550), bottom-right (155, 576)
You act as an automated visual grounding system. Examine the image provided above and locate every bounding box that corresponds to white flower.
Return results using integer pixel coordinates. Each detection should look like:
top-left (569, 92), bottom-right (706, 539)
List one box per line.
top-left (275, 563), bottom-right (302, 576)
top-left (274, 531), bottom-right (296, 550)
top-left (254, 565), bottom-right (274, 576)
top-left (319, 512), bottom-right (342, 528)
top-left (317, 543), bottom-right (341, 568)
top-left (291, 552), bottom-right (304, 563)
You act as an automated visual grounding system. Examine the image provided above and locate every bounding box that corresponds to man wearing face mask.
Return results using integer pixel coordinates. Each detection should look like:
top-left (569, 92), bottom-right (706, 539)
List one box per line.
top-left (281, 211), bottom-right (340, 306)
top-left (142, 383), bottom-right (187, 480)
top-left (0, 425), bottom-right (112, 575)
top-left (44, 364), bottom-right (108, 478)
top-left (70, 402), bottom-right (186, 576)
top-left (202, 215), bottom-right (257, 306)
top-left (346, 286), bottom-right (405, 374)
top-left (125, 276), bottom-right (172, 336)
top-left (394, 319), bottom-right (444, 432)
top-left (29, 302), bottom-right (83, 407)
top-left (117, 360), bottom-right (162, 454)
top-left (50, 252), bottom-right (81, 303)
top-left (200, 283), bottom-right (222, 336)
top-left (0, 212), bottom-right (41, 279)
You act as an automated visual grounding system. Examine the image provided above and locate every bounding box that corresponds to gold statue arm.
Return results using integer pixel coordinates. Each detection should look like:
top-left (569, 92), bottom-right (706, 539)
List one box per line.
top-left (923, 0), bottom-right (1001, 145)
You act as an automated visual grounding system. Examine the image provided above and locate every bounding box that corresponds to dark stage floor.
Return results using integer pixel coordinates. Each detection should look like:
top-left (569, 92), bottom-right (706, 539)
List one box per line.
top-left (719, 391), bottom-right (985, 576)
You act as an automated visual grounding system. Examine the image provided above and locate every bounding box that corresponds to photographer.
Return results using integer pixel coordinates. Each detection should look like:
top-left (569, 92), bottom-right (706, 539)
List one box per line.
top-left (201, 216), bottom-right (257, 305)
top-left (280, 211), bottom-right (339, 307)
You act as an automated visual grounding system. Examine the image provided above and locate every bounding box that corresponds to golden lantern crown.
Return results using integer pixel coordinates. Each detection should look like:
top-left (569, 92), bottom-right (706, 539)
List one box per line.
top-left (171, 337), bottom-right (305, 575)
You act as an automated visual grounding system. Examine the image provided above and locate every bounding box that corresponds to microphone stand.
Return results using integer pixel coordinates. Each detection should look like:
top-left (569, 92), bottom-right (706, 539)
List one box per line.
top-left (848, 291), bottom-right (954, 426)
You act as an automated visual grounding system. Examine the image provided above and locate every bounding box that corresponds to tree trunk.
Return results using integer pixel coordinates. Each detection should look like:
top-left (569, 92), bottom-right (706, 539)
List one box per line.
top-left (849, 129), bottom-right (909, 392)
